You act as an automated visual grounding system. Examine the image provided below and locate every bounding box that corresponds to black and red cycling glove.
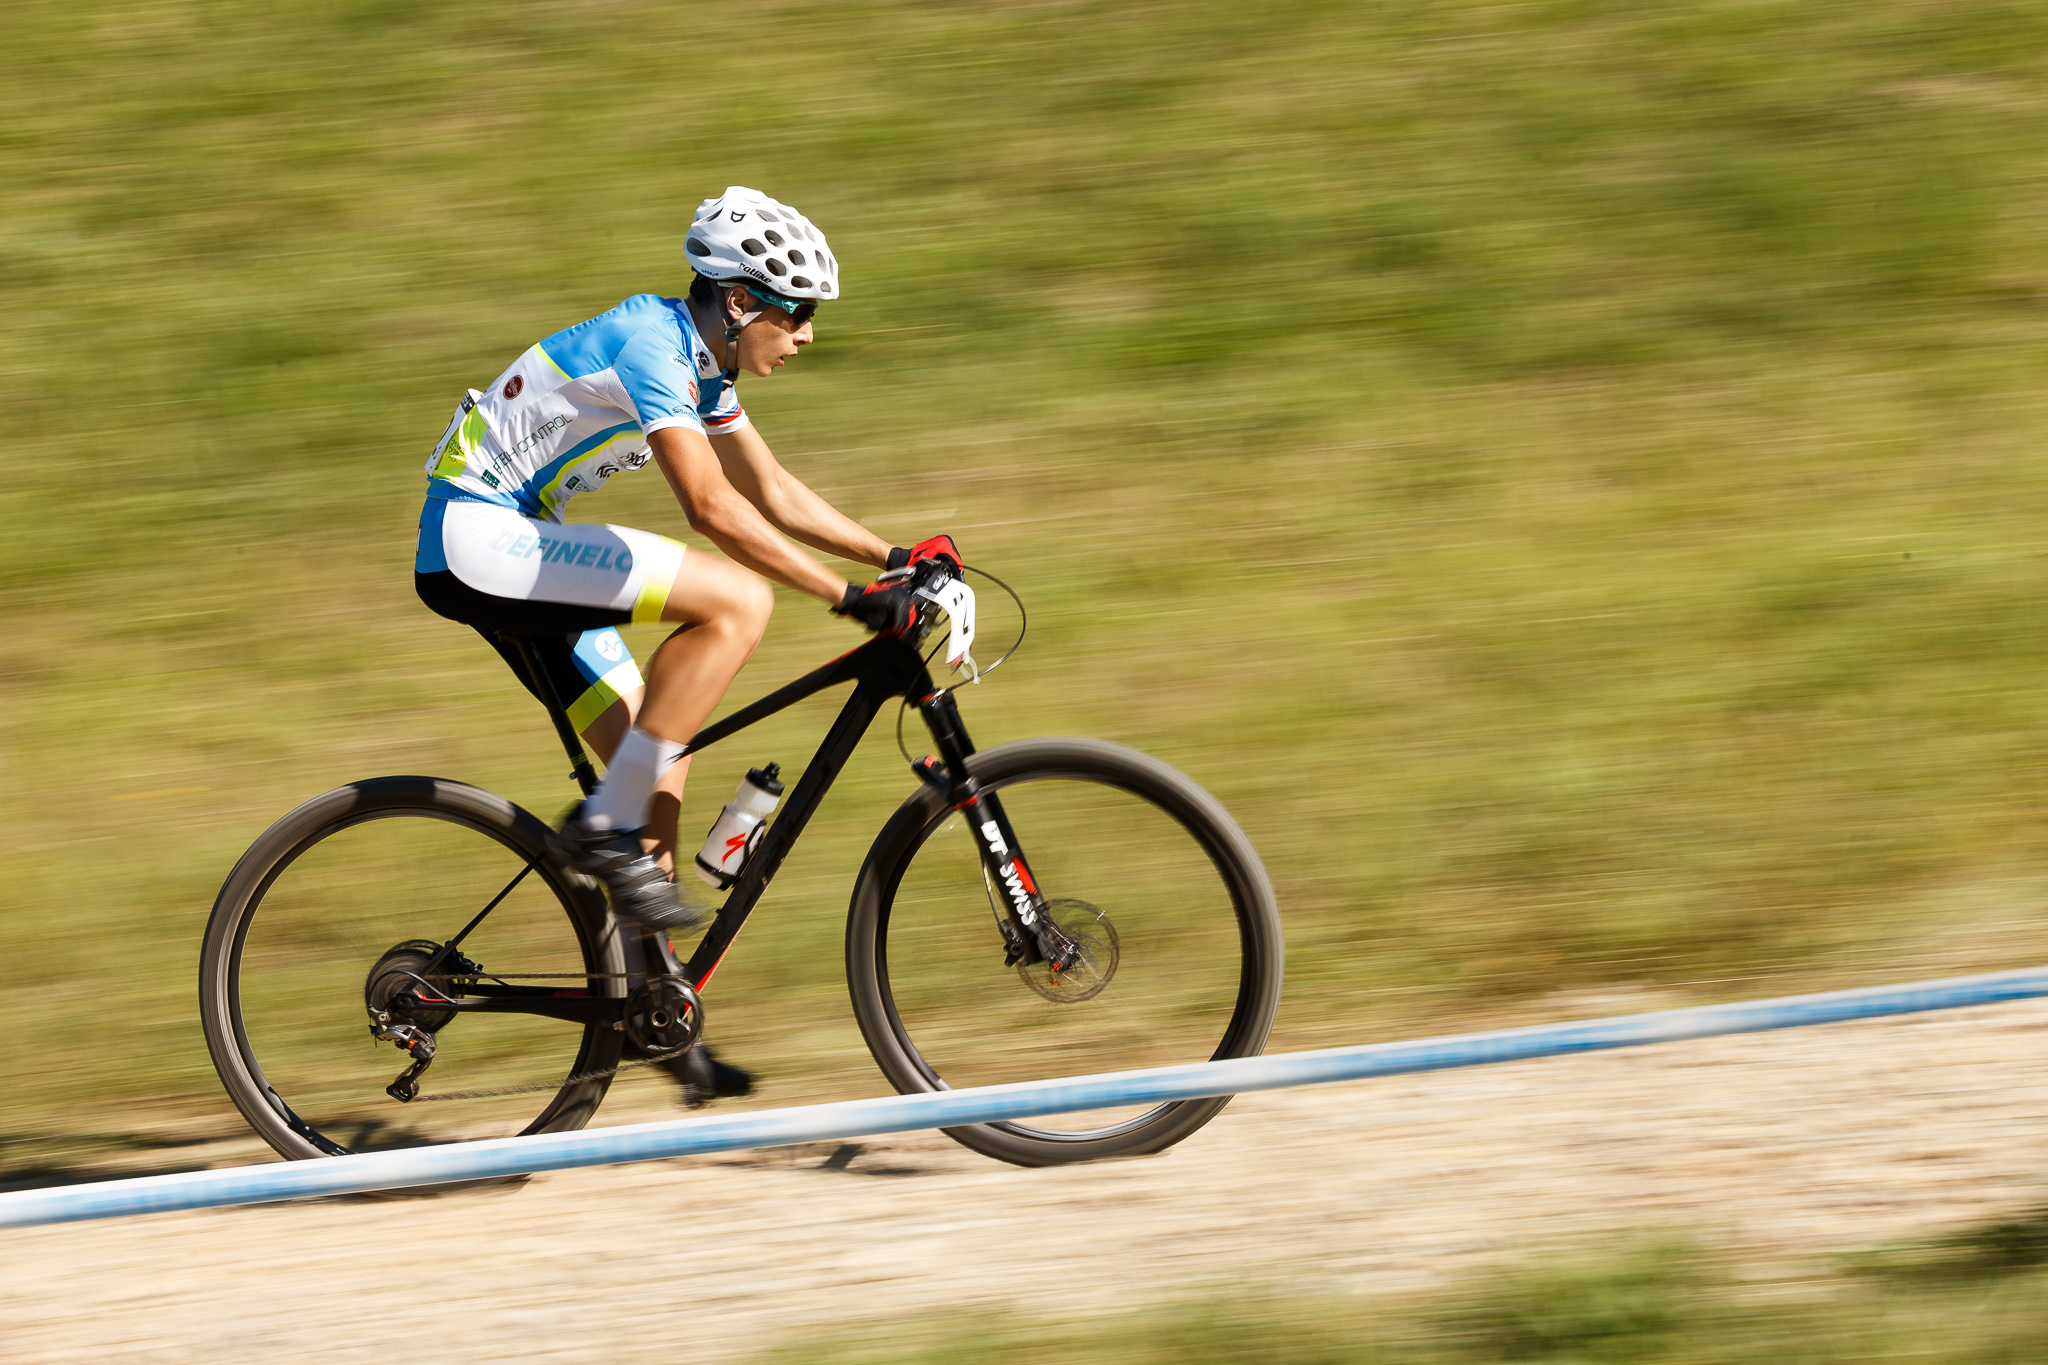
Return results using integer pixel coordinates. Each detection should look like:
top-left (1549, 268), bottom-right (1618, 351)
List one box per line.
top-left (833, 579), bottom-right (917, 636)
top-left (885, 534), bottom-right (965, 576)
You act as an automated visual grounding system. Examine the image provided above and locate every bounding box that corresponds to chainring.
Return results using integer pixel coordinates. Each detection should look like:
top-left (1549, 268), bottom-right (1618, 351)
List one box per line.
top-left (1017, 898), bottom-right (1119, 1003)
top-left (623, 975), bottom-right (703, 1060)
top-left (365, 939), bottom-right (467, 1033)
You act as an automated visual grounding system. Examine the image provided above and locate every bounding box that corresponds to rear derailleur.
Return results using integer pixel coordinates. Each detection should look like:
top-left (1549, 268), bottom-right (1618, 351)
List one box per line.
top-left (371, 1022), bottom-right (437, 1102)
top-left (364, 938), bottom-right (474, 1103)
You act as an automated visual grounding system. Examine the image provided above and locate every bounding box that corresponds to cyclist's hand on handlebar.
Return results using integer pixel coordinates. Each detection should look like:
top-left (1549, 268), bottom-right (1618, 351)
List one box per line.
top-left (834, 579), bottom-right (917, 636)
top-left (886, 534), bottom-right (964, 576)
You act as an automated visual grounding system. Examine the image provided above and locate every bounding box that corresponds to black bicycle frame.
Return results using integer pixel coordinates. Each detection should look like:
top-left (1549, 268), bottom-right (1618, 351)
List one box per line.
top-left (399, 623), bottom-right (1069, 1031)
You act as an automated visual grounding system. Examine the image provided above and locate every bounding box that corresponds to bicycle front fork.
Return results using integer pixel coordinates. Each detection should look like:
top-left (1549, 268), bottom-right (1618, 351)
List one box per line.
top-left (915, 690), bottom-right (1081, 971)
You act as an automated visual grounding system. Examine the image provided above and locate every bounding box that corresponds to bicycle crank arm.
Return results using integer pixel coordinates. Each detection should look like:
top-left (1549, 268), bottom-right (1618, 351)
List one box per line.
top-left (388, 989), bottom-right (625, 1028)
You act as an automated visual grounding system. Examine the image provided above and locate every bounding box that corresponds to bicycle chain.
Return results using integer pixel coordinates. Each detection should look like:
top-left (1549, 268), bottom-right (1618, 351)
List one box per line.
top-left (408, 1053), bottom-right (667, 1103)
top-left (392, 971), bottom-right (681, 1104)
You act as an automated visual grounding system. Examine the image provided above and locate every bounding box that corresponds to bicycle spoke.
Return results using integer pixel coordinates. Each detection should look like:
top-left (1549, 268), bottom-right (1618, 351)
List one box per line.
top-left (427, 858), bottom-right (538, 973)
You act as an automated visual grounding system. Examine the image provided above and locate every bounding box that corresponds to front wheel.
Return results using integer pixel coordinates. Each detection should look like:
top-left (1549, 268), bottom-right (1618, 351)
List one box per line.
top-left (846, 739), bottom-right (1284, 1167)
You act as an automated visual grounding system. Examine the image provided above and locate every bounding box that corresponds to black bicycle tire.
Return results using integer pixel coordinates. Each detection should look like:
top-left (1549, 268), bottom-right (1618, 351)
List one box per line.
top-left (198, 775), bottom-right (626, 1161)
top-left (845, 738), bottom-right (1283, 1167)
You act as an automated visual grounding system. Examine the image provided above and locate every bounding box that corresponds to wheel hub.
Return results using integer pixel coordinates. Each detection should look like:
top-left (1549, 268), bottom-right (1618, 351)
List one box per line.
top-left (1017, 899), bottom-right (1119, 1003)
top-left (365, 939), bottom-right (471, 1034)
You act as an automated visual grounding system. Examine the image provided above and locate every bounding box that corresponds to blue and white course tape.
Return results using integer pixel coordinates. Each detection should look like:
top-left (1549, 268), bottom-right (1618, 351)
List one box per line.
top-left (4, 964), bottom-right (2045, 1229)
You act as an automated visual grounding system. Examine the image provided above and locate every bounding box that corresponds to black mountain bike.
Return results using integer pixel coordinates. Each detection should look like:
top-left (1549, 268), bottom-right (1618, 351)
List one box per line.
top-left (199, 559), bottom-right (1283, 1168)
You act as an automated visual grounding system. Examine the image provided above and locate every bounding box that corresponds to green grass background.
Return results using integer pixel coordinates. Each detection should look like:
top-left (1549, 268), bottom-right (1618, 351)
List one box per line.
top-left (5, 0), bottom-right (2048, 1151)
top-left (756, 1226), bottom-right (2048, 1364)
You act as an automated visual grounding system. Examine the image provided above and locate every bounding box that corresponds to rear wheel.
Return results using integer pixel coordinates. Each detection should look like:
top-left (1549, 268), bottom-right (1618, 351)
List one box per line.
top-left (198, 777), bottom-right (626, 1160)
top-left (847, 739), bottom-right (1283, 1167)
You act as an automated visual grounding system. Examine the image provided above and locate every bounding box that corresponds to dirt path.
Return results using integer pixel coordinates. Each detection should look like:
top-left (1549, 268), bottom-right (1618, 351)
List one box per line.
top-left (4, 998), bottom-right (2046, 1363)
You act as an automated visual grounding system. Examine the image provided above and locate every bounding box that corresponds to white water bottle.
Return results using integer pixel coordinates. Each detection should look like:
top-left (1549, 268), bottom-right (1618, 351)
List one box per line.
top-left (693, 763), bottom-right (784, 889)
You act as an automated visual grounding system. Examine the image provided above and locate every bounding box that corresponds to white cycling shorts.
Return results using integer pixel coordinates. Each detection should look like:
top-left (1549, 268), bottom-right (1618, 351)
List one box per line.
top-left (424, 498), bottom-right (685, 624)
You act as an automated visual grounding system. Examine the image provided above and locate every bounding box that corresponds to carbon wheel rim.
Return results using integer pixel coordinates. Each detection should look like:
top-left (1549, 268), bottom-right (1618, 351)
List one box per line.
top-left (219, 806), bottom-right (614, 1154)
top-left (874, 769), bottom-right (1259, 1143)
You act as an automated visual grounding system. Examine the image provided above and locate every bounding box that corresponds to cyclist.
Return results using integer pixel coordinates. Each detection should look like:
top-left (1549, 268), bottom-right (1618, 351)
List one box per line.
top-left (412, 185), bottom-right (961, 1101)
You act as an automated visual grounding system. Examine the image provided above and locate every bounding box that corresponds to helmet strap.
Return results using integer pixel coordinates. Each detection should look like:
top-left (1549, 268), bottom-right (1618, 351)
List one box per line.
top-left (719, 284), bottom-right (764, 380)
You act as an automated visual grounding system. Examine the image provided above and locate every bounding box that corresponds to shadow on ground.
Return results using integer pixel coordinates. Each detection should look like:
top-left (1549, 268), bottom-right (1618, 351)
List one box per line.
top-left (1846, 1204), bottom-right (2048, 1282)
top-left (0, 1129), bottom-right (255, 1193)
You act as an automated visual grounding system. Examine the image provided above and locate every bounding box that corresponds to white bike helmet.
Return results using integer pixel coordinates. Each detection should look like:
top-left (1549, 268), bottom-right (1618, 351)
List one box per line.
top-left (686, 186), bottom-right (839, 301)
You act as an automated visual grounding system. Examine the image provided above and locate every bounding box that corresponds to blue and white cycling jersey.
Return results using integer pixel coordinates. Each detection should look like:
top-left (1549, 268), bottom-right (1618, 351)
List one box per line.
top-left (422, 294), bottom-right (748, 525)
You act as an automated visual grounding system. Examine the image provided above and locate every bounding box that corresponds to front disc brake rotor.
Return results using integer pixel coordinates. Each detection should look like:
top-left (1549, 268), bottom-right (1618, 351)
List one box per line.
top-left (1017, 898), bottom-right (1119, 1003)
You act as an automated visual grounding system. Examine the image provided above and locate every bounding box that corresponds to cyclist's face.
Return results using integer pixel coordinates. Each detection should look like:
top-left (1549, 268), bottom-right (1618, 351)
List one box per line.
top-left (731, 291), bottom-right (814, 377)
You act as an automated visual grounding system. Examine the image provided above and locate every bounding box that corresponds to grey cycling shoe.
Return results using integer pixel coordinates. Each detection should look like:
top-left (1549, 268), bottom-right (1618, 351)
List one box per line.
top-left (553, 805), bottom-right (709, 933)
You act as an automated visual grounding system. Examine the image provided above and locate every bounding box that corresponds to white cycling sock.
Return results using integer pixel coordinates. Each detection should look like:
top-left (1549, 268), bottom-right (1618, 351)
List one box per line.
top-left (583, 727), bottom-right (685, 832)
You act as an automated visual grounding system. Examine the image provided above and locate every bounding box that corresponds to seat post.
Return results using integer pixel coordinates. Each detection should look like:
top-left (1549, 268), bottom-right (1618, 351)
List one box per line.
top-left (509, 634), bottom-right (602, 797)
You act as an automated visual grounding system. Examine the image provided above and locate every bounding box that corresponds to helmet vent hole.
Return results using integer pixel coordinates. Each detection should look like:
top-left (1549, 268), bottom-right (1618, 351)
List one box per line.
top-left (787, 248), bottom-right (806, 266)
top-left (821, 281), bottom-right (835, 295)
top-left (763, 229), bottom-right (786, 247)
top-left (686, 237), bottom-right (712, 257)
top-left (764, 258), bottom-right (788, 277)
top-left (758, 208), bottom-right (780, 223)
top-left (789, 275), bottom-right (813, 291)
top-left (740, 238), bottom-right (767, 257)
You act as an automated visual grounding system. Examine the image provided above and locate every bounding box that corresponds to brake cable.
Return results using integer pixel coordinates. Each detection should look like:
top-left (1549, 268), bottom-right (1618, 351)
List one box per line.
top-left (895, 564), bottom-right (1027, 767)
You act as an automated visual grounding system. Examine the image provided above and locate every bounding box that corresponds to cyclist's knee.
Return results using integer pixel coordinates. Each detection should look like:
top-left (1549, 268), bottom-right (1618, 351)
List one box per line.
top-left (734, 573), bottom-right (773, 639)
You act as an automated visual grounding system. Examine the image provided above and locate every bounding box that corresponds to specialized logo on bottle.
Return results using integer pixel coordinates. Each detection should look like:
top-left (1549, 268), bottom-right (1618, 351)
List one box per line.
top-left (719, 832), bottom-right (749, 868)
top-left (979, 821), bottom-right (1038, 925)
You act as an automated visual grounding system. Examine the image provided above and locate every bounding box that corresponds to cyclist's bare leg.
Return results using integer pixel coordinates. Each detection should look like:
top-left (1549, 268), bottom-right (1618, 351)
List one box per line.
top-left (636, 564), bottom-right (769, 871)
top-left (572, 554), bottom-right (770, 869)
top-left (642, 558), bottom-right (775, 739)
top-left (577, 690), bottom-right (690, 876)
top-left (579, 694), bottom-right (639, 765)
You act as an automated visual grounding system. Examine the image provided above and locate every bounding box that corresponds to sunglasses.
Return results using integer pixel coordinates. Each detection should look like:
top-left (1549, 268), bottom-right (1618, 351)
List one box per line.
top-left (746, 289), bottom-right (818, 326)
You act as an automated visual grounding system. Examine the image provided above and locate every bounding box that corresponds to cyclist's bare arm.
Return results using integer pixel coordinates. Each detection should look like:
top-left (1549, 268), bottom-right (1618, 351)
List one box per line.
top-left (647, 426), bottom-right (853, 605)
top-left (708, 423), bottom-right (894, 570)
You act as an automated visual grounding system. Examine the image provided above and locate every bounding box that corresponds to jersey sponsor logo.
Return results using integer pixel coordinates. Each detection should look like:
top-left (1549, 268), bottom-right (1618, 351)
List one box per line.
top-left (502, 375), bottom-right (524, 399)
top-left (594, 632), bottom-right (625, 662)
top-left (686, 379), bottom-right (699, 405)
top-left (565, 475), bottom-right (583, 492)
top-left (620, 449), bottom-right (650, 470)
top-left (480, 470), bottom-right (501, 489)
top-left (508, 414), bottom-right (571, 458)
top-left (486, 528), bottom-right (635, 574)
